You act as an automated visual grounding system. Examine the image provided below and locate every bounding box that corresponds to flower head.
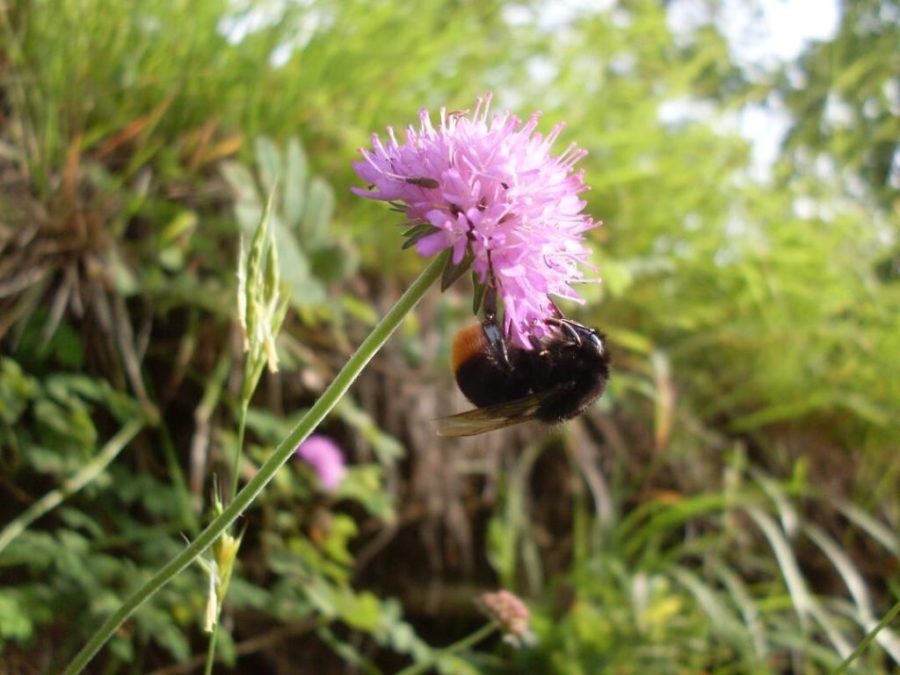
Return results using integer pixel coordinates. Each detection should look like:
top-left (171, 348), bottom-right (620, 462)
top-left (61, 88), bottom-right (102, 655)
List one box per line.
top-left (353, 94), bottom-right (599, 348)
top-left (478, 589), bottom-right (535, 648)
top-left (295, 434), bottom-right (346, 491)
top-left (237, 191), bottom-right (289, 396)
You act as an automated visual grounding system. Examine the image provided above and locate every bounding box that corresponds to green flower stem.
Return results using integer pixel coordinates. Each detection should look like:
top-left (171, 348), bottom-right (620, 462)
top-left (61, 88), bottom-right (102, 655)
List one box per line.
top-left (834, 598), bottom-right (900, 674)
top-left (62, 252), bottom-right (447, 675)
top-left (230, 400), bottom-right (249, 499)
top-left (0, 418), bottom-right (145, 555)
top-left (396, 622), bottom-right (499, 675)
top-left (205, 394), bottom-right (249, 674)
top-left (203, 621), bottom-right (220, 675)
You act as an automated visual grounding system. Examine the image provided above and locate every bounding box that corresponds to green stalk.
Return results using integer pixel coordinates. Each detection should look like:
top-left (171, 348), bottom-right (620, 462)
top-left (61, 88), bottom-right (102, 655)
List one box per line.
top-left (203, 621), bottom-right (220, 675)
top-left (229, 400), bottom-right (249, 501)
top-left (204, 393), bottom-right (248, 674)
top-left (834, 598), bottom-right (900, 674)
top-left (62, 252), bottom-right (447, 675)
top-left (395, 622), bottom-right (499, 675)
top-left (0, 418), bottom-right (144, 555)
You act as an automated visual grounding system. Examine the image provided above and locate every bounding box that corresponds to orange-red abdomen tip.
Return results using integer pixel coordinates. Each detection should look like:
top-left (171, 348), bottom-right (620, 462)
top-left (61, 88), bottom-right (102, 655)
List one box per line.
top-left (451, 324), bottom-right (487, 374)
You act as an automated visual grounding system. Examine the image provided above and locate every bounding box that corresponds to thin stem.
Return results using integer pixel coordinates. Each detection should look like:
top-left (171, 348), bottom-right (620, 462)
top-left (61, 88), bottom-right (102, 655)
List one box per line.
top-left (203, 622), bottom-right (219, 675)
top-left (230, 400), bottom-right (249, 500)
top-left (0, 418), bottom-right (144, 555)
top-left (834, 598), bottom-right (900, 674)
top-left (62, 252), bottom-right (447, 675)
top-left (395, 622), bottom-right (499, 675)
top-left (148, 619), bottom-right (316, 675)
top-left (206, 396), bottom-right (248, 674)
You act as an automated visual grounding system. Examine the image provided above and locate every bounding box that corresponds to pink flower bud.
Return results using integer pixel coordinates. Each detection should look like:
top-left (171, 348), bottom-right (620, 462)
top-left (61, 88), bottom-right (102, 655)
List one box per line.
top-left (295, 434), bottom-right (346, 491)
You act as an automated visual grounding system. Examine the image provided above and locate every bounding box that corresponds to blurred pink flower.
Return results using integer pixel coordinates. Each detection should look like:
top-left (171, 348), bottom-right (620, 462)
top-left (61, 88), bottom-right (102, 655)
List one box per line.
top-left (478, 589), bottom-right (535, 648)
top-left (353, 94), bottom-right (599, 348)
top-left (295, 435), bottom-right (346, 491)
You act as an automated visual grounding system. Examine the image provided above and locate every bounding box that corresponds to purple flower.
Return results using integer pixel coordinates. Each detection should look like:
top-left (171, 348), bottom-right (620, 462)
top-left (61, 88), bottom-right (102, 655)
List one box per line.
top-left (295, 435), bottom-right (346, 491)
top-left (353, 94), bottom-right (599, 348)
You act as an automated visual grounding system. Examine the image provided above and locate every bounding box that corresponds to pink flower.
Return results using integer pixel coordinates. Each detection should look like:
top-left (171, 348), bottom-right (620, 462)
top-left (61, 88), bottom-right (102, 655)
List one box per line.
top-left (295, 435), bottom-right (346, 491)
top-left (478, 590), bottom-right (535, 648)
top-left (353, 94), bottom-right (599, 348)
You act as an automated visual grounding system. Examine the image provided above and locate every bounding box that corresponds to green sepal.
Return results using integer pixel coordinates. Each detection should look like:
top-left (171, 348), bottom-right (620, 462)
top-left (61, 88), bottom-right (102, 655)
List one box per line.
top-left (471, 272), bottom-right (487, 315)
top-left (401, 223), bottom-right (440, 250)
top-left (440, 247), bottom-right (474, 291)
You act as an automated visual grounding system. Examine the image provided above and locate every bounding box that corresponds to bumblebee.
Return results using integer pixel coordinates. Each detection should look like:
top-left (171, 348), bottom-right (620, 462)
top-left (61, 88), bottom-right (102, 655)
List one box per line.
top-left (436, 314), bottom-right (610, 437)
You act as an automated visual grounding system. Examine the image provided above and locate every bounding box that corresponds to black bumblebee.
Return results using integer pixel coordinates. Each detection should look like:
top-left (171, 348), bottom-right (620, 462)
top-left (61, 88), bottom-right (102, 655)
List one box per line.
top-left (436, 314), bottom-right (610, 437)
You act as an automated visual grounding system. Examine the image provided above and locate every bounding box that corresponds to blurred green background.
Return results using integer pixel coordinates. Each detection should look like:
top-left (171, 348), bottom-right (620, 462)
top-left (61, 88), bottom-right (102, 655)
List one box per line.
top-left (1, 0), bottom-right (897, 672)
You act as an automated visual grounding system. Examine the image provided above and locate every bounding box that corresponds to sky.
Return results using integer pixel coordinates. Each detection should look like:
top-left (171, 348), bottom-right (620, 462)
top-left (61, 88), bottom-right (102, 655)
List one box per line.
top-left (666, 0), bottom-right (842, 179)
top-left (510, 0), bottom-right (843, 178)
top-left (668, 0), bottom-right (840, 67)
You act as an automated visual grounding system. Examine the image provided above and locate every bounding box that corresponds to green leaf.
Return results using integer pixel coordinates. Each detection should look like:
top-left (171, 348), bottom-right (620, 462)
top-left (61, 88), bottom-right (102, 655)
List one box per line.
top-left (0, 358), bottom-right (35, 424)
top-left (310, 241), bottom-right (357, 283)
top-left (303, 576), bottom-right (338, 618)
top-left (268, 211), bottom-right (326, 308)
top-left (334, 397), bottom-right (405, 466)
top-left (254, 136), bottom-right (282, 196)
top-left (220, 161), bottom-right (261, 211)
top-left (336, 466), bottom-right (394, 520)
top-left (319, 514), bottom-right (358, 565)
top-left (0, 594), bottom-right (34, 642)
top-left (304, 177), bottom-right (335, 245)
top-left (336, 590), bottom-right (382, 632)
top-left (283, 137), bottom-right (309, 225)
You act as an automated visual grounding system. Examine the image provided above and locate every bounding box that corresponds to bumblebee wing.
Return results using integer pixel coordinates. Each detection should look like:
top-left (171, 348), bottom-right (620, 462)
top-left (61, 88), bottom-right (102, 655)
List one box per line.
top-left (434, 396), bottom-right (544, 437)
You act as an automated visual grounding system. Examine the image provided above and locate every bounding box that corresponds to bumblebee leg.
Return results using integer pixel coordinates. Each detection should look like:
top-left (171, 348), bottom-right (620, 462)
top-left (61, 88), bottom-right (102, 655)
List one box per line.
top-left (545, 317), bottom-right (583, 346)
top-left (482, 319), bottom-right (511, 369)
top-left (480, 286), bottom-right (511, 368)
top-left (482, 285), bottom-right (499, 320)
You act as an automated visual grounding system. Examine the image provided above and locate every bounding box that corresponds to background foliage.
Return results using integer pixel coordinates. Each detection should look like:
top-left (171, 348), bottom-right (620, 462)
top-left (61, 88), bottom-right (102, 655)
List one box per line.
top-left (1, 0), bottom-right (897, 673)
